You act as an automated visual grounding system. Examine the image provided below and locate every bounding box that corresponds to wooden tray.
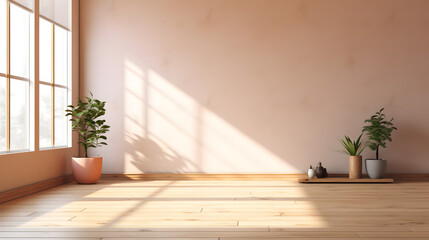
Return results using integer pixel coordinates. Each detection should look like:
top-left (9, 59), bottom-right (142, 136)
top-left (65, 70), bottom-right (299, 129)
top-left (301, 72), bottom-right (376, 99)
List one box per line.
top-left (298, 177), bottom-right (394, 183)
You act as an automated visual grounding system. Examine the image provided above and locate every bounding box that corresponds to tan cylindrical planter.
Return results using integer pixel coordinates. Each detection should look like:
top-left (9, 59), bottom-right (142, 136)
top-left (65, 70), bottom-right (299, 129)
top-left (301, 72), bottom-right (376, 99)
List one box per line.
top-left (72, 157), bottom-right (103, 184)
top-left (349, 156), bottom-right (362, 179)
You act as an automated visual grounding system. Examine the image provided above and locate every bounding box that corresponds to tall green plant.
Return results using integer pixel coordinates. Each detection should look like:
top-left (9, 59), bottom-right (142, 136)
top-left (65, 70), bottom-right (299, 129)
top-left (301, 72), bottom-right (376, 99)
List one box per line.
top-left (65, 92), bottom-right (110, 157)
top-left (339, 134), bottom-right (366, 156)
top-left (362, 108), bottom-right (397, 159)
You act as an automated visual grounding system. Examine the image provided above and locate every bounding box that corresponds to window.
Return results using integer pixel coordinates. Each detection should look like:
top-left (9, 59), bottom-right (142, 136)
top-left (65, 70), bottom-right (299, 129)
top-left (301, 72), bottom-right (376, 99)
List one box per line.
top-left (0, 0), bottom-right (33, 152)
top-left (39, 0), bottom-right (71, 148)
top-left (0, 0), bottom-right (72, 154)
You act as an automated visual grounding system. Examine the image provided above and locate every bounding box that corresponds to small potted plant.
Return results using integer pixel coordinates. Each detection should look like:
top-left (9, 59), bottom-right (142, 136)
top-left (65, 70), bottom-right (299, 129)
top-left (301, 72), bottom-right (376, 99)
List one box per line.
top-left (339, 134), bottom-right (366, 179)
top-left (65, 92), bottom-right (110, 184)
top-left (362, 108), bottom-right (397, 179)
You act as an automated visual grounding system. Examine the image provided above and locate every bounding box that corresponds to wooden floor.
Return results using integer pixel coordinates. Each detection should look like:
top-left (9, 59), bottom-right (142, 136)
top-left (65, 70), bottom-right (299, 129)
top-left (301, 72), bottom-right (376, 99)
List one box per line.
top-left (0, 178), bottom-right (429, 239)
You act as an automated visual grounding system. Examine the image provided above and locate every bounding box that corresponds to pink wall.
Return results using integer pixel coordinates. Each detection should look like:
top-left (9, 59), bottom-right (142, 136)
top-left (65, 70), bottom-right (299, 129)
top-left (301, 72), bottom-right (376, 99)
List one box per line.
top-left (80, 0), bottom-right (429, 174)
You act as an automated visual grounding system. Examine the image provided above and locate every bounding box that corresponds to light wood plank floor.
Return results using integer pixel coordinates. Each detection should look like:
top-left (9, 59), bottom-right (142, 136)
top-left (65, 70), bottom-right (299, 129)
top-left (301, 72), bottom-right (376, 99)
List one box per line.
top-left (0, 178), bottom-right (428, 239)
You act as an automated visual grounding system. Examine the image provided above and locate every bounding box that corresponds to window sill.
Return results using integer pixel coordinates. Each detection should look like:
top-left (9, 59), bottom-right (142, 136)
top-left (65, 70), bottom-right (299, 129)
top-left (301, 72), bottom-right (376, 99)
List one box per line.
top-left (0, 149), bottom-right (33, 155)
top-left (0, 146), bottom-right (72, 155)
top-left (39, 146), bottom-right (71, 151)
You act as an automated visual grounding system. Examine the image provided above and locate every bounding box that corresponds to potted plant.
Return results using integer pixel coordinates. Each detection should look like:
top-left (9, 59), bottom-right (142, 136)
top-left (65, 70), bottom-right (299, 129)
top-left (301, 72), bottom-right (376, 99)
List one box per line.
top-left (362, 108), bottom-right (397, 179)
top-left (65, 92), bottom-right (110, 184)
top-left (338, 134), bottom-right (366, 179)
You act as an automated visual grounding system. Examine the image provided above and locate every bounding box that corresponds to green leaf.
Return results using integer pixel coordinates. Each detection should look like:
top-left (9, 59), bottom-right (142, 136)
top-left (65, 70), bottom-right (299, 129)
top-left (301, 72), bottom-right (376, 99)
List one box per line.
top-left (65, 91), bottom-right (110, 151)
top-left (338, 133), bottom-right (367, 156)
top-left (361, 108), bottom-right (397, 158)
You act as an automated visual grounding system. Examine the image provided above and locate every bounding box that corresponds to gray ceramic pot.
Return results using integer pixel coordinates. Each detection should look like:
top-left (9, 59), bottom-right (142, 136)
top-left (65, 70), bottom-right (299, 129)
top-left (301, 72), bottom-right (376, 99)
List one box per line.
top-left (365, 159), bottom-right (387, 179)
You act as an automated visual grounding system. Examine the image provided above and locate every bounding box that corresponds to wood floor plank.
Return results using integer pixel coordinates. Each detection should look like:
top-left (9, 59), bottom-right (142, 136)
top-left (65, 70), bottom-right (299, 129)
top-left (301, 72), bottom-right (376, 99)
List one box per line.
top-left (269, 227), bottom-right (411, 232)
top-left (0, 238), bottom-right (101, 240)
top-left (0, 178), bottom-right (428, 239)
top-left (102, 238), bottom-right (217, 240)
top-left (0, 231), bottom-right (359, 237)
top-left (408, 226), bottom-right (429, 231)
top-left (0, 227), bottom-right (268, 232)
top-left (359, 232), bottom-right (429, 238)
top-left (219, 238), bottom-right (425, 240)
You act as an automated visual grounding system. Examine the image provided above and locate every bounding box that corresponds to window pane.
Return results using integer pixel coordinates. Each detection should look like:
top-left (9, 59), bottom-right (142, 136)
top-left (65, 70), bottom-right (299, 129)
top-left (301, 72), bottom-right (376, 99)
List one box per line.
top-left (10, 79), bottom-right (29, 151)
top-left (39, 18), bottom-right (52, 83)
top-left (39, 84), bottom-right (52, 147)
top-left (10, 3), bottom-right (30, 78)
top-left (54, 87), bottom-right (67, 146)
top-left (0, 0), bottom-right (6, 74)
top-left (40, 0), bottom-right (69, 29)
top-left (54, 25), bottom-right (67, 86)
top-left (12, 0), bottom-right (34, 11)
top-left (0, 77), bottom-right (6, 151)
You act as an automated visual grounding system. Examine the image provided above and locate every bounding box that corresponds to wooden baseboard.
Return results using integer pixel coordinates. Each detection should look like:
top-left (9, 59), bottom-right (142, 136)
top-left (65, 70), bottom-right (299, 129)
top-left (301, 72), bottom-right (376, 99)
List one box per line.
top-left (0, 175), bottom-right (74, 204)
top-left (101, 173), bottom-right (311, 180)
top-left (101, 173), bottom-right (429, 181)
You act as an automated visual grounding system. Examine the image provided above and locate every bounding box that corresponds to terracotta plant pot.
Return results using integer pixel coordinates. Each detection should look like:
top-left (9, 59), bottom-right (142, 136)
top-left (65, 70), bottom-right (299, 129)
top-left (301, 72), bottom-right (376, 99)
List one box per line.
top-left (71, 157), bottom-right (103, 184)
top-left (349, 155), bottom-right (362, 179)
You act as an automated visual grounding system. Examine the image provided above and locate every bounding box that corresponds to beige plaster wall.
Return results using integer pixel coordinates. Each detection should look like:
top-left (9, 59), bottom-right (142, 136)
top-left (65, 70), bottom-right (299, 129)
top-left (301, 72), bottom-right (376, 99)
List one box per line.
top-left (80, 0), bottom-right (429, 174)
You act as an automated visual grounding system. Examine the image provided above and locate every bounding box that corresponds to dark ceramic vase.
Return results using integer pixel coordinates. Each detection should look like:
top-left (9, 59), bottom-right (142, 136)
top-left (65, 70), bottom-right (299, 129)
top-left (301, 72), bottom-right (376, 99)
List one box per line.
top-left (316, 162), bottom-right (324, 178)
top-left (322, 168), bottom-right (328, 178)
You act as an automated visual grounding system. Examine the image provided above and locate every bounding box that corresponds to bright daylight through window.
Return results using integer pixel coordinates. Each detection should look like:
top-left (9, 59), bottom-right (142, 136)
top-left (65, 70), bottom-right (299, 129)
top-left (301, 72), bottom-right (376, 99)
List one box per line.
top-left (39, 0), bottom-right (71, 148)
top-left (0, 0), bottom-right (33, 153)
top-left (0, 0), bottom-right (71, 153)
